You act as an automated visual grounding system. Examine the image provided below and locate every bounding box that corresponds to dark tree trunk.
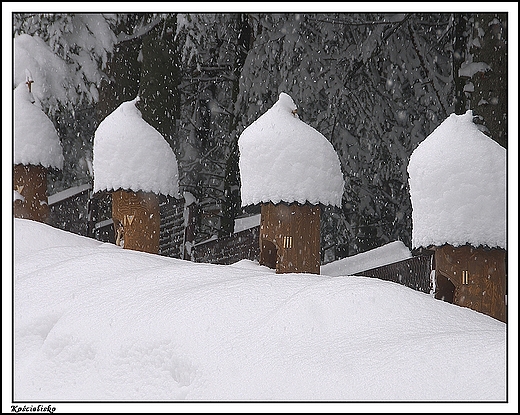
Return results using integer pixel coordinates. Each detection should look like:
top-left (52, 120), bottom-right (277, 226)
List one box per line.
top-left (221, 14), bottom-right (254, 236)
top-left (452, 13), bottom-right (469, 115)
top-left (469, 13), bottom-right (507, 148)
top-left (137, 15), bottom-right (181, 153)
top-left (96, 37), bottom-right (142, 124)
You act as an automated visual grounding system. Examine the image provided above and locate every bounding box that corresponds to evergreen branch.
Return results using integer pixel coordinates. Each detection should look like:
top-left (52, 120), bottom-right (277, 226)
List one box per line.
top-left (307, 16), bottom-right (407, 26)
top-left (116, 14), bottom-right (165, 44)
top-left (341, 13), bottom-right (412, 86)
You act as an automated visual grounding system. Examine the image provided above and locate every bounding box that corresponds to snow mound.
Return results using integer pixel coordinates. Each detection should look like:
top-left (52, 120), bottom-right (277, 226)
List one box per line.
top-left (14, 83), bottom-right (64, 169)
top-left (14, 218), bottom-right (102, 250)
top-left (238, 92), bottom-right (344, 207)
top-left (13, 219), bottom-right (506, 402)
top-left (93, 97), bottom-right (180, 197)
top-left (408, 110), bottom-right (506, 249)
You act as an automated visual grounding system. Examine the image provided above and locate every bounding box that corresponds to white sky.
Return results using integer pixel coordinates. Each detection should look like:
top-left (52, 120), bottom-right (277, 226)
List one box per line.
top-left (10, 218), bottom-right (514, 412)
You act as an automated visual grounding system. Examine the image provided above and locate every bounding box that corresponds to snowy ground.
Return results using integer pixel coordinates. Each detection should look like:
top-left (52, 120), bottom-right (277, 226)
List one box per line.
top-left (6, 219), bottom-right (517, 412)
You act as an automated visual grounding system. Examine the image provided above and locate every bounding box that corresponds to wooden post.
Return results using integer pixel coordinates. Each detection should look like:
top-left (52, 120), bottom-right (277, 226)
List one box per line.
top-left (111, 189), bottom-right (161, 254)
top-left (434, 244), bottom-right (506, 322)
top-left (260, 202), bottom-right (321, 274)
top-left (13, 163), bottom-right (49, 223)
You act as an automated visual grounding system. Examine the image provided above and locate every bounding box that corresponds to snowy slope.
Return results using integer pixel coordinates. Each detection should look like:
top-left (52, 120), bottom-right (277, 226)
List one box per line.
top-left (13, 219), bottom-right (507, 404)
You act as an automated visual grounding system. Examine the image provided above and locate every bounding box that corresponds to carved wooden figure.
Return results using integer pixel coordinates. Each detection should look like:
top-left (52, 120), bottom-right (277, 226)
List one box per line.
top-left (111, 189), bottom-right (161, 254)
top-left (13, 163), bottom-right (49, 223)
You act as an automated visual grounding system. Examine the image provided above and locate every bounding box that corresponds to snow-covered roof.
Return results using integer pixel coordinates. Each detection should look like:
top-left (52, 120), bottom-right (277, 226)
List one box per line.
top-left (408, 110), bottom-right (506, 250)
top-left (238, 92), bottom-right (344, 207)
top-left (93, 97), bottom-right (180, 197)
top-left (13, 82), bottom-right (64, 169)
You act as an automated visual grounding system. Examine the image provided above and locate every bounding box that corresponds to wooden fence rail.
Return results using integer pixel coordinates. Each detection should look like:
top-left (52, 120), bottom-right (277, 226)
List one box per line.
top-left (46, 184), bottom-right (435, 296)
top-left (354, 253), bottom-right (435, 294)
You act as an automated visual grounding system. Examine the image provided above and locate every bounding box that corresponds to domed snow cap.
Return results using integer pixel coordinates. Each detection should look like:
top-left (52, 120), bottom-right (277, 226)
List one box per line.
top-left (408, 110), bottom-right (506, 250)
top-left (93, 97), bottom-right (180, 197)
top-left (238, 92), bottom-right (344, 207)
top-left (14, 82), bottom-right (64, 169)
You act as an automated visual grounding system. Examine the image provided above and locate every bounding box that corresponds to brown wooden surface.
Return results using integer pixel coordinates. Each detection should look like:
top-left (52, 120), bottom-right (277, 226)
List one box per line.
top-left (260, 203), bottom-right (320, 274)
top-left (112, 189), bottom-right (160, 254)
top-left (13, 164), bottom-right (49, 223)
top-left (435, 244), bottom-right (506, 322)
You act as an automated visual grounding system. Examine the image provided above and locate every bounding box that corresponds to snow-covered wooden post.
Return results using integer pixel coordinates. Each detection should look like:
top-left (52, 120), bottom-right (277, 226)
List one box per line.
top-left (238, 93), bottom-right (344, 274)
top-left (13, 77), bottom-right (64, 223)
top-left (408, 110), bottom-right (507, 322)
top-left (93, 97), bottom-right (180, 254)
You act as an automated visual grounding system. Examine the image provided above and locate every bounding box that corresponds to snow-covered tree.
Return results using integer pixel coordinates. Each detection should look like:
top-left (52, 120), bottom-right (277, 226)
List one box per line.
top-left (12, 12), bottom-right (508, 260)
top-left (13, 13), bottom-right (119, 193)
top-left (14, 13), bottom-right (117, 111)
top-left (232, 13), bottom-right (456, 255)
top-left (174, 13), bottom-right (255, 239)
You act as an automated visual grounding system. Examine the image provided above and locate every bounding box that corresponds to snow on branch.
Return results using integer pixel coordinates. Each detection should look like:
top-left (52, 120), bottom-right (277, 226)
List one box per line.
top-left (116, 14), bottom-right (165, 44)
